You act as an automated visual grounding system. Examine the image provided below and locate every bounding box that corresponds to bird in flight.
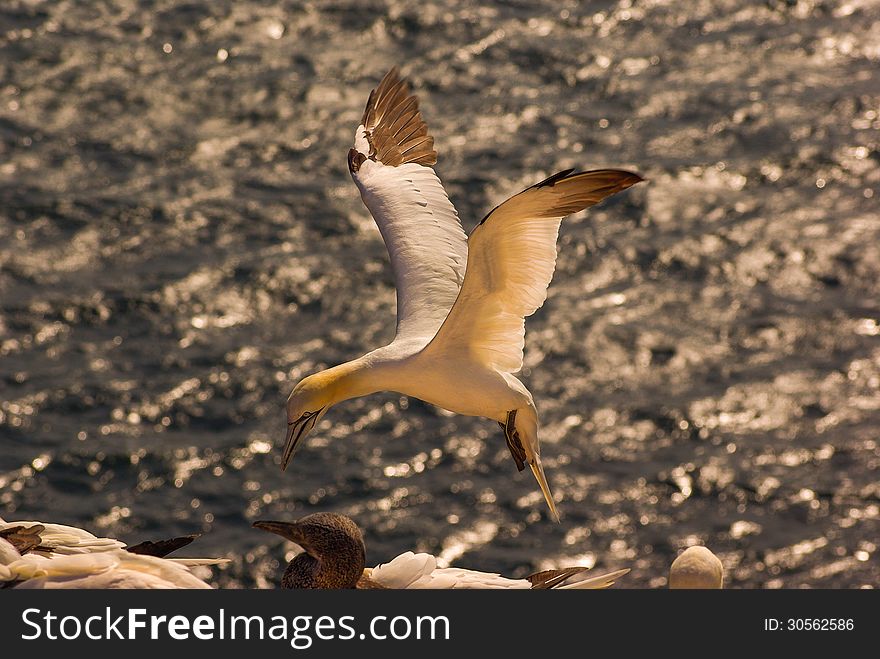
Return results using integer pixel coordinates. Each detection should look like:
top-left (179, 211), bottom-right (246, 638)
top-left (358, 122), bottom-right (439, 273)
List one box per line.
top-left (254, 513), bottom-right (628, 589)
top-left (282, 68), bottom-right (642, 521)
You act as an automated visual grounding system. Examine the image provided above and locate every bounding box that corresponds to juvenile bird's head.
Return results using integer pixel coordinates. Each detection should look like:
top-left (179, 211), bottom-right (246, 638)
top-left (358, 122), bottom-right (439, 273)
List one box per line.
top-left (282, 372), bottom-right (337, 470)
top-left (253, 513), bottom-right (366, 589)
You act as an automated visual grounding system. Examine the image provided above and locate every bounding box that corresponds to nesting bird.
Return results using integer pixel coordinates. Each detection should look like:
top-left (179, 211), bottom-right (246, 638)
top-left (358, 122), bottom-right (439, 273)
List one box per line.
top-left (668, 546), bottom-right (724, 589)
top-left (281, 68), bottom-right (643, 521)
top-left (0, 518), bottom-right (223, 589)
top-left (254, 512), bottom-right (628, 589)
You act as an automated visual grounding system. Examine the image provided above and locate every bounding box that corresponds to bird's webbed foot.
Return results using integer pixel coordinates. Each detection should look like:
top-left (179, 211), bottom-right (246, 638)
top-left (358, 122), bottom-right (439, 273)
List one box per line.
top-left (501, 409), bottom-right (527, 472)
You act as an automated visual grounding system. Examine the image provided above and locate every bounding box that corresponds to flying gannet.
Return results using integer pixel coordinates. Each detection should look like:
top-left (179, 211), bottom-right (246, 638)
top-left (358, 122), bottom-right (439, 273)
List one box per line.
top-left (282, 68), bottom-right (643, 521)
top-left (0, 518), bottom-right (224, 588)
top-left (668, 546), bottom-right (724, 589)
top-left (254, 513), bottom-right (628, 589)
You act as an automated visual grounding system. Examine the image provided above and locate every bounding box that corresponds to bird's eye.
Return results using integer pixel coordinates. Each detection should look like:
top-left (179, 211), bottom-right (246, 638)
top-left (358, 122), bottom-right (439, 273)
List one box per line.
top-left (288, 410), bottom-right (317, 426)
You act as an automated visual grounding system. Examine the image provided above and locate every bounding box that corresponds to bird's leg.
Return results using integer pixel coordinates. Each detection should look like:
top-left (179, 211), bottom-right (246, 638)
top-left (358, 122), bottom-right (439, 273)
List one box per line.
top-left (501, 409), bottom-right (527, 472)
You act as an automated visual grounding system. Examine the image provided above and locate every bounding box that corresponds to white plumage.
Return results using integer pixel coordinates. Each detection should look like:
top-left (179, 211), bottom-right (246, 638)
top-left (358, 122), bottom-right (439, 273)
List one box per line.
top-left (669, 546), bottom-right (724, 589)
top-left (369, 551), bottom-right (628, 590)
top-left (0, 519), bottom-right (125, 554)
top-left (2, 548), bottom-right (213, 589)
top-left (0, 518), bottom-right (221, 589)
top-left (352, 159), bottom-right (468, 343)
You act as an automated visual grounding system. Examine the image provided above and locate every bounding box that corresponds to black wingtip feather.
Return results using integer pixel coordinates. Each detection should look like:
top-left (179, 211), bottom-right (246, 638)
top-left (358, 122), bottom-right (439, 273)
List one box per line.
top-left (535, 168), bottom-right (643, 190)
top-left (478, 168), bottom-right (643, 226)
top-left (531, 168), bottom-right (577, 189)
top-left (126, 534), bottom-right (202, 558)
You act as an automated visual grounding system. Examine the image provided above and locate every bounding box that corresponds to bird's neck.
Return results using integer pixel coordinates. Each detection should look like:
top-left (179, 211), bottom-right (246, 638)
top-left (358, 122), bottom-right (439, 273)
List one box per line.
top-left (323, 356), bottom-right (396, 405)
top-left (282, 551), bottom-right (364, 589)
top-left (281, 553), bottom-right (321, 589)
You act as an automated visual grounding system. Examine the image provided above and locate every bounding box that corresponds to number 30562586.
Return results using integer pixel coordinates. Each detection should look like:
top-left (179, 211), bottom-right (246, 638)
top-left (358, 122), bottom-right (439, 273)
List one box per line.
top-left (764, 619), bottom-right (854, 631)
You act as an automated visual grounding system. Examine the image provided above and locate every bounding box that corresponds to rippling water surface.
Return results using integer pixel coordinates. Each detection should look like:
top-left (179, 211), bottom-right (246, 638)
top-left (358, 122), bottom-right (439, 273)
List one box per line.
top-left (1, 0), bottom-right (878, 588)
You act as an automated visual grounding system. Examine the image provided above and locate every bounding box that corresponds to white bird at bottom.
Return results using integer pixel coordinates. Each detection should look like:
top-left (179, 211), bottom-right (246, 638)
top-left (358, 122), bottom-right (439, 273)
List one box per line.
top-left (668, 546), bottom-right (724, 589)
top-left (0, 518), bottom-right (224, 589)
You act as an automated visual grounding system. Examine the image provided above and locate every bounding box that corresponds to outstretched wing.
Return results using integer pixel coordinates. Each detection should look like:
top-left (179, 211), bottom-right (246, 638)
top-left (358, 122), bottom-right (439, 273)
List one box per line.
top-left (425, 169), bottom-right (643, 372)
top-left (349, 68), bottom-right (468, 345)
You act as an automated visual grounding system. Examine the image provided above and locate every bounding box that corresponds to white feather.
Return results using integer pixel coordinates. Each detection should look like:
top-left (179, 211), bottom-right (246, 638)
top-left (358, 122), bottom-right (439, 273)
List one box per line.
top-left (353, 124), bottom-right (370, 156)
top-left (369, 551), bottom-right (627, 589)
top-left (0, 520), bottom-right (126, 554)
top-left (370, 551), bottom-right (437, 588)
top-left (425, 196), bottom-right (563, 373)
top-left (370, 551), bottom-right (531, 589)
top-left (351, 158), bottom-right (468, 345)
top-left (0, 520), bottom-right (222, 588)
top-left (0, 538), bottom-right (21, 580)
top-left (6, 550), bottom-right (212, 589)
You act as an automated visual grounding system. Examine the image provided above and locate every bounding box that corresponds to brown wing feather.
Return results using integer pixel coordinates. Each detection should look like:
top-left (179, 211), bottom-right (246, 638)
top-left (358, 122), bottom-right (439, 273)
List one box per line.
top-left (526, 566), bottom-right (590, 589)
top-left (356, 574), bottom-right (388, 589)
top-left (479, 169), bottom-right (644, 225)
top-left (0, 524), bottom-right (50, 555)
top-left (359, 68), bottom-right (437, 168)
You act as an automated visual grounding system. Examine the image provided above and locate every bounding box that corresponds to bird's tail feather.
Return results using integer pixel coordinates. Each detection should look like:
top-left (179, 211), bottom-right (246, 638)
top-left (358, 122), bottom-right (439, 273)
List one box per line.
top-left (528, 458), bottom-right (560, 523)
top-left (168, 558), bottom-right (231, 567)
top-left (558, 568), bottom-right (630, 589)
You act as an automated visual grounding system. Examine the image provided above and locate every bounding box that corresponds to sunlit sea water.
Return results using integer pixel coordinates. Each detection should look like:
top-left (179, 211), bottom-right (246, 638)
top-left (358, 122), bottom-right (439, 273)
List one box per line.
top-left (1, 0), bottom-right (878, 588)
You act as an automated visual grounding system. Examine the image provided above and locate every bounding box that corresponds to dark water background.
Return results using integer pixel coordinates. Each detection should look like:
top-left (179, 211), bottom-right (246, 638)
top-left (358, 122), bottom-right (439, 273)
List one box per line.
top-left (1, 0), bottom-right (878, 588)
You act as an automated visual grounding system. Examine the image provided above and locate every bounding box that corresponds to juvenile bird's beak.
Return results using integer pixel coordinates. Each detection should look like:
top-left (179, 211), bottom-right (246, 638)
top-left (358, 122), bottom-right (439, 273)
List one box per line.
top-left (281, 407), bottom-right (326, 471)
top-left (253, 520), bottom-right (303, 544)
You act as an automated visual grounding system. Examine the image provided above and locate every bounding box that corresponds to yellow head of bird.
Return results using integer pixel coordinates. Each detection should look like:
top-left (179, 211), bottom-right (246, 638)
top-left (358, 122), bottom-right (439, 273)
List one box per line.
top-left (281, 373), bottom-right (336, 470)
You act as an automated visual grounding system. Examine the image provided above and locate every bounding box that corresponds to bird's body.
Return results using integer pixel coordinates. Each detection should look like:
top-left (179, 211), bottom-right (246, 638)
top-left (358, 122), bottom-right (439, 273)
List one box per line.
top-left (368, 550), bottom-right (627, 590)
top-left (282, 68), bottom-right (643, 520)
top-left (331, 348), bottom-right (530, 421)
top-left (255, 513), bottom-right (628, 590)
top-left (0, 518), bottom-right (221, 589)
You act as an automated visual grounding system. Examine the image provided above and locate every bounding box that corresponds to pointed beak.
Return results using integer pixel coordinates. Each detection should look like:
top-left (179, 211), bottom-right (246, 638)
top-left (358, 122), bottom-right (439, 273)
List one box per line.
top-left (280, 421), bottom-right (301, 471)
top-left (253, 520), bottom-right (302, 544)
top-left (280, 407), bottom-right (326, 471)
